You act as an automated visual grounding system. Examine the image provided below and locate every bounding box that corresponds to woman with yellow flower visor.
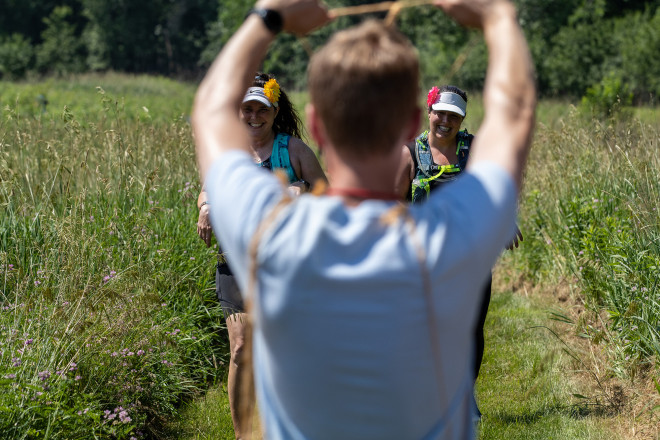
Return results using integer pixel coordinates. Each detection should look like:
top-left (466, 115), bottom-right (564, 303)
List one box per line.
top-left (196, 72), bottom-right (326, 439)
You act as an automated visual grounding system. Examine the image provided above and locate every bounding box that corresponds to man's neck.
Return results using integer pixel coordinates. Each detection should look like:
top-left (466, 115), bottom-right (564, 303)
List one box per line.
top-left (324, 145), bottom-right (401, 203)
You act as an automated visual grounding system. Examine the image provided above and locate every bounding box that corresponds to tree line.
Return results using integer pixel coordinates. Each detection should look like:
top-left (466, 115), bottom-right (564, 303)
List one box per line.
top-left (1, 0), bottom-right (658, 102)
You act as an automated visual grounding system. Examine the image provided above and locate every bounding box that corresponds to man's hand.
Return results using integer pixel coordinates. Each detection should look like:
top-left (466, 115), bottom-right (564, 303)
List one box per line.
top-left (256, 0), bottom-right (330, 35)
top-left (433, 0), bottom-right (514, 29)
top-left (197, 205), bottom-right (213, 247)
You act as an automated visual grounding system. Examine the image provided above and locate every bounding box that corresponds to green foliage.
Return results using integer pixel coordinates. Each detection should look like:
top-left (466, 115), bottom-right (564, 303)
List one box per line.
top-left (81, 0), bottom-right (217, 75)
top-left (1, 0), bottom-right (660, 100)
top-left (35, 6), bottom-right (85, 75)
top-left (544, 19), bottom-right (614, 96)
top-left (515, 111), bottom-right (660, 377)
top-left (199, 0), bottom-right (252, 68)
top-left (615, 8), bottom-right (660, 101)
top-left (0, 34), bottom-right (34, 80)
top-left (580, 73), bottom-right (633, 119)
top-left (0, 75), bottom-right (228, 439)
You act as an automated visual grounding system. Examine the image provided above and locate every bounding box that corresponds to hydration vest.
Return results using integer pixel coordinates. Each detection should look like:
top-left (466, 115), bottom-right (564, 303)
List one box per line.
top-left (219, 132), bottom-right (298, 259)
top-left (410, 129), bottom-right (473, 203)
top-left (258, 133), bottom-right (299, 184)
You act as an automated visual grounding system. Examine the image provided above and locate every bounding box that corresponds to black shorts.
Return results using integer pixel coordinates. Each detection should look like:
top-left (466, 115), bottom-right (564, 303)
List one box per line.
top-left (216, 262), bottom-right (244, 317)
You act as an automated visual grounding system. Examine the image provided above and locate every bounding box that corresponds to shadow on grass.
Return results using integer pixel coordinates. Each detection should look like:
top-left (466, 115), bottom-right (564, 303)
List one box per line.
top-left (487, 401), bottom-right (620, 425)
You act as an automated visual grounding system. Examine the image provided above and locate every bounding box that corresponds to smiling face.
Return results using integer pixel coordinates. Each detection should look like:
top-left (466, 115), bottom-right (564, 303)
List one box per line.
top-left (428, 109), bottom-right (464, 142)
top-left (240, 100), bottom-right (279, 139)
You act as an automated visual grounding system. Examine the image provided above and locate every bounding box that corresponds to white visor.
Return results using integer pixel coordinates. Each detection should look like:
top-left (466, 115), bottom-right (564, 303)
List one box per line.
top-left (431, 92), bottom-right (466, 117)
top-left (242, 87), bottom-right (277, 108)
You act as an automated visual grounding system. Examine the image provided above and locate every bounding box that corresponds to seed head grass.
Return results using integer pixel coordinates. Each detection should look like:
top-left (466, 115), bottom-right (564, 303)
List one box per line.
top-left (1, 74), bottom-right (227, 439)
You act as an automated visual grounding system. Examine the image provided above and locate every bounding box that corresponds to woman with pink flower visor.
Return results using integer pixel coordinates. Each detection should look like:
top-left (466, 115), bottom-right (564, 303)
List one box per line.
top-left (196, 72), bottom-right (326, 439)
top-left (396, 85), bottom-right (472, 202)
top-left (395, 84), bottom-right (521, 424)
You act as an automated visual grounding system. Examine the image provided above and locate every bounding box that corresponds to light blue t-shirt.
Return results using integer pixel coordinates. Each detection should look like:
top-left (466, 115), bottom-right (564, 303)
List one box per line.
top-left (206, 151), bottom-right (517, 440)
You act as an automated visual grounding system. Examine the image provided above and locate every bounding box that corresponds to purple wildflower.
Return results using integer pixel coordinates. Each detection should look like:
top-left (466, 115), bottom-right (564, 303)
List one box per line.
top-left (118, 410), bottom-right (131, 423)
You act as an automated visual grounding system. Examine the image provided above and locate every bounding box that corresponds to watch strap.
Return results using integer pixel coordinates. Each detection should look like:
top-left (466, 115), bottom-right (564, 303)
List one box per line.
top-left (246, 8), bottom-right (283, 35)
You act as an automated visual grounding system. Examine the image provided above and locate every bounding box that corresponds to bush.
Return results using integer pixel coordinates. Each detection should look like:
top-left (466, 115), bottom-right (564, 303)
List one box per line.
top-left (616, 8), bottom-right (660, 102)
top-left (0, 34), bottom-right (33, 80)
top-left (35, 6), bottom-right (85, 76)
top-left (580, 73), bottom-right (633, 119)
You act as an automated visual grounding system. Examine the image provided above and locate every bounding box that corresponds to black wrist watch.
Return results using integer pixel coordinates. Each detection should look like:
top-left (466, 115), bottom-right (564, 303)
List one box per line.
top-left (246, 8), bottom-right (283, 35)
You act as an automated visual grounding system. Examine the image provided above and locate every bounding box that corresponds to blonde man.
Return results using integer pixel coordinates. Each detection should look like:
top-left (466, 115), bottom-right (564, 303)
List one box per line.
top-left (193, 0), bottom-right (535, 438)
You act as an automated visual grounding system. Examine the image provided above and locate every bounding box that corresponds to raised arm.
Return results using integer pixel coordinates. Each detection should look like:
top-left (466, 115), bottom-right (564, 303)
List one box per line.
top-left (435, 0), bottom-right (536, 191)
top-left (192, 0), bottom-right (330, 183)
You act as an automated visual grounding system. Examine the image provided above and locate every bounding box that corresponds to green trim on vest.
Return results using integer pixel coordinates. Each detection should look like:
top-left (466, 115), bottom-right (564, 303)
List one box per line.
top-left (411, 129), bottom-right (473, 203)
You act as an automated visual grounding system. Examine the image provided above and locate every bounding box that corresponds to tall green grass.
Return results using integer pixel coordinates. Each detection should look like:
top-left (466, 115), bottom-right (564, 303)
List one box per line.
top-left (2, 73), bottom-right (658, 438)
top-left (512, 106), bottom-right (660, 379)
top-left (1, 74), bottom-right (227, 439)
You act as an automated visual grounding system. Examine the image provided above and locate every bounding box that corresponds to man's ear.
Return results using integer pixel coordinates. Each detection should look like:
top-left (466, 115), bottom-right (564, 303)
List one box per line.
top-left (306, 103), bottom-right (325, 150)
top-left (405, 106), bottom-right (422, 143)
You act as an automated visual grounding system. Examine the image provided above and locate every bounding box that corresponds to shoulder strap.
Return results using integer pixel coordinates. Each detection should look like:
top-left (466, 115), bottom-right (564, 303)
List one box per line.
top-left (456, 129), bottom-right (473, 170)
top-left (270, 133), bottom-right (299, 183)
top-left (414, 131), bottom-right (437, 178)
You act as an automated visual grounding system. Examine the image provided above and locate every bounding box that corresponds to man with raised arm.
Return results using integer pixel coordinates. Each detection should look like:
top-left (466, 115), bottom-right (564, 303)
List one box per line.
top-left (193, 0), bottom-right (535, 438)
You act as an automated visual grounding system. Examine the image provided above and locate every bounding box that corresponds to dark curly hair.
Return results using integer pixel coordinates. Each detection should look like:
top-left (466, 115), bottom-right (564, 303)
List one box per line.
top-left (253, 73), bottom-right (304, 139)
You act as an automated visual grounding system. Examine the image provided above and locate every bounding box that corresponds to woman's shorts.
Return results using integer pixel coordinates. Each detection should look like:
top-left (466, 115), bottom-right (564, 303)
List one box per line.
top-left (216, 262), bottom-right (244, 317)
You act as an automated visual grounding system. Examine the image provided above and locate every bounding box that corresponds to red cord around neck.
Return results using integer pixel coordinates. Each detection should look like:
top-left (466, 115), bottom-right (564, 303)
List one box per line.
top-left (326, 187), bottom-right (400, 201)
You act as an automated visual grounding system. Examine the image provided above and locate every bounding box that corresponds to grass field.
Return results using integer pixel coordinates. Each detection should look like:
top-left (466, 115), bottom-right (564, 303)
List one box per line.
top-left (1, 73), bottom-right (659, 439)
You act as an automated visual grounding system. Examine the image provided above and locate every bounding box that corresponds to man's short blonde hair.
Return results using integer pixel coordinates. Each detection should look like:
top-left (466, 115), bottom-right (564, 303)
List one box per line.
top-left (308, 20), bottom-right (420, 157)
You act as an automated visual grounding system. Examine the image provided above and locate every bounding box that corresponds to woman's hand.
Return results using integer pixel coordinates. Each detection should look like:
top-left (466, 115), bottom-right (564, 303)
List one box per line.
top-left (506, 224), bottom-right (523, 250)
top-left (197, 204), bottom-right (213, 247)
top-left (288, 180), bottom-right (309, 197)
